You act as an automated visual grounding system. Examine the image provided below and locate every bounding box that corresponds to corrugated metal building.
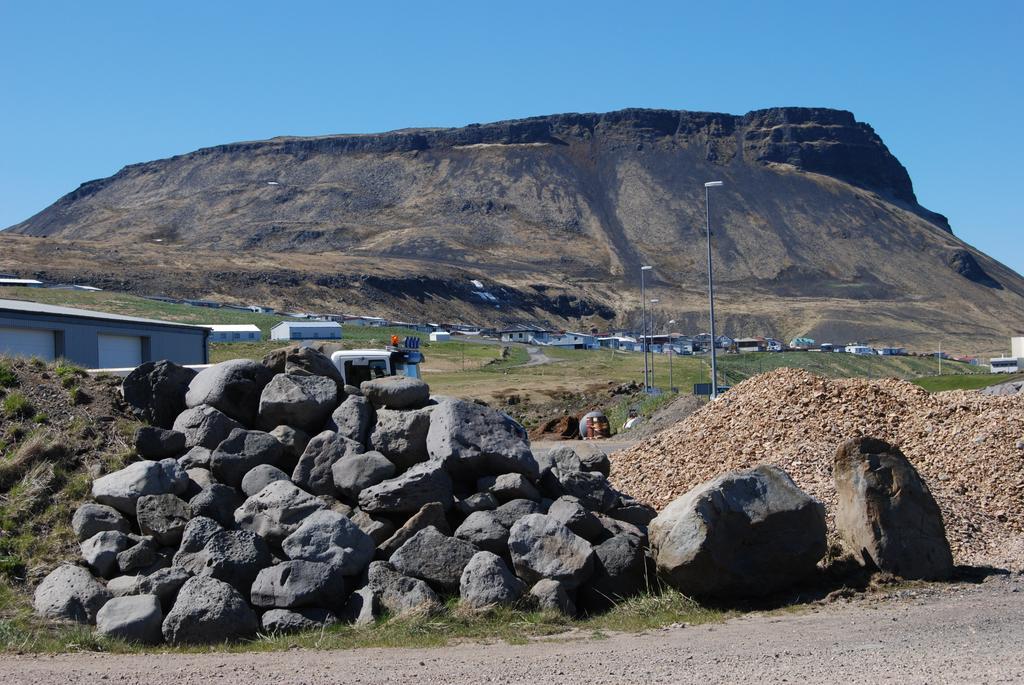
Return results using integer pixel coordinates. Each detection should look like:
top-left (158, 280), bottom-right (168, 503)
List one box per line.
top-left (206, 324), bottom-right (262, 343)
top-left (0, 299), bottom-right (208, 368)
top-left (270, 321), bottom-right (343, 341)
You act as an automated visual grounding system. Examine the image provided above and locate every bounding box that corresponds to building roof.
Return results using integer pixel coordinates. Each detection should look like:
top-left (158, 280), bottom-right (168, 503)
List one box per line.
top-left (0, 298), bottom-right (207, 331)
top-left (0, 278), bottom-right (43, 286)
top-left (205, 324), bottom-right (262, 333)
top-left (272, 320), bottom-right (342, 329)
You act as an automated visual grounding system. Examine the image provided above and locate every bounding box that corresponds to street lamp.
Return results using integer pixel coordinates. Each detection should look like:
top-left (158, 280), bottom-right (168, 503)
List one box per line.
top-left (640, 265), bottom-right (653, 392)
top-left (668, 319), bottom-right (676, 393)
top-left (650, 298), bottom-right (659, 391)
top-left (705, 181), bottom-right (723, 399)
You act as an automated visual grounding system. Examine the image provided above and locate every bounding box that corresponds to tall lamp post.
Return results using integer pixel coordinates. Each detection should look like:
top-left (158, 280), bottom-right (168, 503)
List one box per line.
top-left (704, 181), bottom-right (723, 399)
top-left (668, 319), bottom-right (676, 393)
top-left (640, 265), bottom-right (653, 392)
top-left (649, 298), bottom-right (659, 391)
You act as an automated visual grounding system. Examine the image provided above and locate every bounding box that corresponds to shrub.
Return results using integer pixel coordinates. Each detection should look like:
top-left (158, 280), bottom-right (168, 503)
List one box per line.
top-left (0, 362), bottom-right (17, 389)
top-left (2, 392), bottom-right (34, 420)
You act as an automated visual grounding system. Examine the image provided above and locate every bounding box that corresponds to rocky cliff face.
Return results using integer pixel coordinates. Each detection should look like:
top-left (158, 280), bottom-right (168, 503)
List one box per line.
top-left (4, 107), bottom-right (1023, 350)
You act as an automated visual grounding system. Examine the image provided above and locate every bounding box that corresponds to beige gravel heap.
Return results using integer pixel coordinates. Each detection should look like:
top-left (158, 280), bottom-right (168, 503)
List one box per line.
top-left (610, 368), bottom-right (1024, 570)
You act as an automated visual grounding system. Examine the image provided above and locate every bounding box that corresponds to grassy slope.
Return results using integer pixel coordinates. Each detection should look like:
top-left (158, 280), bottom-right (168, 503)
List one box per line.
top-left (912, 372), bottom-right (1023, 392)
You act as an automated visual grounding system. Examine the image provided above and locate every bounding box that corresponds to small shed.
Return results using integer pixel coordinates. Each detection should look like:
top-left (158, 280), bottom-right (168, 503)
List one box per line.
top-left (429, 331), bottom-right (451, 342)
top-left (270, 321), bottom-right (342, 341)
top-left (206, 324), bottom-right (262, 343)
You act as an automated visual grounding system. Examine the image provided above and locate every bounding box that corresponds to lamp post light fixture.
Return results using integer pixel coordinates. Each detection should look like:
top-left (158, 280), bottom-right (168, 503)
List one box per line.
top-left (650, 298), bottom-right (659, 391)
top-left (704, 181), bottom-right (723, 399)
top-left (640, 265), bottom-right (653, 392)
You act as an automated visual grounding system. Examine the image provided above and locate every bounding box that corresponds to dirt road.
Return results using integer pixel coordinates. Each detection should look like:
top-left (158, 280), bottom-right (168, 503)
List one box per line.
top-left (5, 575), bottom-right (1021, 684)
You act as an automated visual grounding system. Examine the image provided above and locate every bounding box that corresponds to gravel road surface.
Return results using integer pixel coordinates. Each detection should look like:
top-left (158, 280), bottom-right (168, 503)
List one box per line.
top-left (5, 574), bottom-right (1021, 684)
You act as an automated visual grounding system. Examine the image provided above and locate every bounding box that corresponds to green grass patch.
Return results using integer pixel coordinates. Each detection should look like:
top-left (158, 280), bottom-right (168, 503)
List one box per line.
top-left (0, 586), bottom-right (726, 654)
top-left (912, 372), bottom-right (1022, 392)
top-left (0, 362), bottom-right (18, 389)
top-left (1, 392), bottom-right (34, 420)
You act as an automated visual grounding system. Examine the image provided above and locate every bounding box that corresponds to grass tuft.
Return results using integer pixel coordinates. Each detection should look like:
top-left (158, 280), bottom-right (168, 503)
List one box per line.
top-left (2, 393), bottom-right (34, 420)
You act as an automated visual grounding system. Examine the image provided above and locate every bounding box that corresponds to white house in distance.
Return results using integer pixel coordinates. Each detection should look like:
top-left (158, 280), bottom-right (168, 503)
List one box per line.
top-left (429, 330), bottom-right (451, 342)
top-left (270, 321), bottom-right (343, 341)
top-left (547, 332), bottom-right (599, 350)
top-left (206, 324), bottom-right (262, 343)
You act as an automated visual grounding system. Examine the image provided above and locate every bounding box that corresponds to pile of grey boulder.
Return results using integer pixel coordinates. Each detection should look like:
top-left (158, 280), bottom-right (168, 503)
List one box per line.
top-left (34, 349), bottom-right (657, 644)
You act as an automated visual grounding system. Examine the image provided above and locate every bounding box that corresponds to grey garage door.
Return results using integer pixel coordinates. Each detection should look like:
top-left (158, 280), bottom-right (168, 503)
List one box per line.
top-left (97, 333), bottom-right (142, 368)
top-left (0, 327), bottom-right (56, 360)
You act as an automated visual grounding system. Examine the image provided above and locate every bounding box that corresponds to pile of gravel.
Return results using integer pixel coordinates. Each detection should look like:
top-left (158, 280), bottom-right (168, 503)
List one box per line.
top-left (611, 368), bottom-right (1024, 570)
top-left (34, 350), bottom-right (656, 644)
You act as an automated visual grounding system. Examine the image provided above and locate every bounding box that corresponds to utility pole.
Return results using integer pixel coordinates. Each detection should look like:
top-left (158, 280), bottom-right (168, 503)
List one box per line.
top-left (705, 181), bottom-right (723, 399)
top-left (650, 298), bottom-right (659, 391)
top-left (640, 265), bottom-right (652, 392)
top-left (668, 319), bottom-right (676, 393)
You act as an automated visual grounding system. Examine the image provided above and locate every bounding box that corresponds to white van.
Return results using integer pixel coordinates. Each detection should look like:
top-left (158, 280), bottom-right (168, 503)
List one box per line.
top-left (990, 357), bottom-right (1020, 374)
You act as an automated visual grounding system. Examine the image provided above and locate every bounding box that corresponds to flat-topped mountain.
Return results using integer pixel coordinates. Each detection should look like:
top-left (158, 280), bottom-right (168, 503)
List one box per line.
top-left (4, 107), bottom-right (1022, 352)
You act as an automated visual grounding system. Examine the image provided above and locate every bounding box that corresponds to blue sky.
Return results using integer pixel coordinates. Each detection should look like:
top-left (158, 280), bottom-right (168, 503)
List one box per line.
top-left (1, 1), bottom-right (1021, 273)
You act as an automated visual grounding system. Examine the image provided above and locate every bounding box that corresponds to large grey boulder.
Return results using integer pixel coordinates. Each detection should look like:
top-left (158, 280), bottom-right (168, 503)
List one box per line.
top-left (606, 496), bottom-right (658, 529)
top-left (177, 516), bottom-right (225, 554)
top-left (493, 498), bottom-right (543, 529)
top-left (390, 526), bottom-right (477, 593)
top-left (33, 564), bottom-right (112, 624)
top-left (133, 426), bottom-right (186, 460)
top-left (478, 473), bottom-right (540, 503)
top-left (508, 514), bottom-right (594, 589)
top-left (261, 607), bottom-right (337, 633)
top-left (281, 509), bottom-right (375, 576)
top-left (459, 551), bottom-right (524, 609)
top-left (71, 503), bottom-right (130, 542)
top-left (210, 428), bottom-right (284, 488)
top-left (327, 395), bottom-right (374, 445)
top-left (178, 446), bottom-right (212, 469)
top-left (258, 373), bottom-right (338, 432)
top-left (106, 575), bottom-right (140, 598)
top-left (136, 494), bottom-right (190, 546)
top-left (92, 459), bottom-right (188, 515)
top-left (250, 560), bottom-right (346, 609)
top-left (454, 511), bottom-right (509, 557)
top-left (293, 430), bottom-right (364, 496)
top-left (269, 425), bottom-right (310, 468)
top-left (189, 484), bottom-right (244, 528)
top-left (172, 404), bottom-right (243, 450)
top-left (161, 576), bottom-right (258, 645)
top-left (121, 360), bottom-right (197, 429)
top-left (339, 586), bottom-right (379, 626)
top-left (350, 508), bottom-right (395, 545)
top-left (649, 465), bottom-right (827, 598)
top-left (241, 464), bottom-right (290, 497)
top-left (365, 561), bottom-right (441, 616)
top-left (578, 534), bottom-right (649, 613)
top-left (555, 471), bottom-right (620, 513)
top-left (185, 359), bottom-right (274, 426)
top-left (134, 567), bottom-right (191, 609)
top-left (234, 480), bottom-right (326, 546)
top-left (174, 526), bottom-right (273, 592)
top-left (283, 345), bottom-right (346, 391)
top-left (579, 451), bottom-right (611, 477)
top-left (80, 530), bottom-right (132, 578)
top-left (358, 460), bottom-right (453, 515)
top-left (456, 492), bottom-right (499, 515)
top-left (536, 446), bottom-right (583, 476)
top-left (529, 579), bottom-right (576, 616)
top-left (370, 407), bottom-right (433, 469)
top-left (116, 537), bottom-right (159, 574)
top-left (375, 502), bottom-right (451, 560)
top-left (547, 496), bottom-right (604, 541)
top-left (427, 400), bottom-right (538, 479)
top-left (360, 376), bottom-right (430, 410)
top-left (834, 437), bottom-right (954, 581)
top-left (96, 594), bottom-right (163, 644)
top-left (331, 450), bottom-right (395, 500)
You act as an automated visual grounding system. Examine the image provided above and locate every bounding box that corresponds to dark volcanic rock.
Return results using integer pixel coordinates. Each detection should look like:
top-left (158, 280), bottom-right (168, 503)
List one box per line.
top-left (834, 437), bottom-right (954, 580)
top-left (121, 361), bottom-right (197, 429)
top-left (649, 465), bottom-right (827, 598)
